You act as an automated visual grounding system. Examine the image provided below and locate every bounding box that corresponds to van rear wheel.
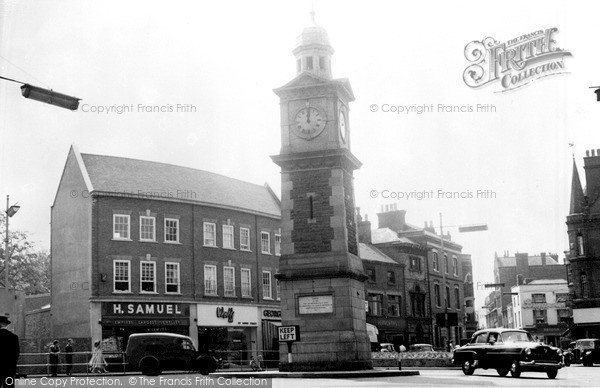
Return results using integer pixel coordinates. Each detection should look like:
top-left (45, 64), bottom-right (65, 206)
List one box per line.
top-left (140, 356), bottom-right (162, 376)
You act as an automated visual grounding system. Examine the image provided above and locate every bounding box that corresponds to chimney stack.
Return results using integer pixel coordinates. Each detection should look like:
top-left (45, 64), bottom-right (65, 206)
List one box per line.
top-left (377, 208), bottom-right (407, 232)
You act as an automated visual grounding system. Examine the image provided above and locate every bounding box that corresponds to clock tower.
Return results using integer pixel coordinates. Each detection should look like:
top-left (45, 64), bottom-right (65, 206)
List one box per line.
top-left (272, 13), bottom-right (372, 371)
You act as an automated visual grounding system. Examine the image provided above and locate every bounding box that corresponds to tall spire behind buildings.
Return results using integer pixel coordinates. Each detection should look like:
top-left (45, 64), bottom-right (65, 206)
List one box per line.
top-left (570, 158), bottom-right (585, 214)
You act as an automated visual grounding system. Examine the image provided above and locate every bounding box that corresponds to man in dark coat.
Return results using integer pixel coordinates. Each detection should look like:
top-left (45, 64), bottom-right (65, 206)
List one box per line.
top-left (64, 339), bottom-right (74, 376)
top-left (49, 340), bottom-right (60, 377)
top-left (0, 315), bottom-right (20, 388)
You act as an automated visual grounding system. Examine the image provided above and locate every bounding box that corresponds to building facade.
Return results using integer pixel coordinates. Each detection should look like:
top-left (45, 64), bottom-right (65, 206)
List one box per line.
top-left (51, 146), bottom-right (282, 359)
top-left (566, 151), bottom-right (600, 339)
top-left (510, 279), bottom-right (570, 346)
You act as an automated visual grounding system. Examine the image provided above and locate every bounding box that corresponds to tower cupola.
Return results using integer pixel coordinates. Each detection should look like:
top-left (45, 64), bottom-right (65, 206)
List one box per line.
top-left (293, 11), bottom-right (334, 79)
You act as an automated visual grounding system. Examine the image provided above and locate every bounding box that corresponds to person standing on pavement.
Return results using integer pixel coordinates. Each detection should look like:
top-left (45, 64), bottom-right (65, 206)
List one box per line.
top-left (65, 339), bottom-right (74, 376)
top-left (0, 316), bottom-right (20, 388)
top-left (49, 340), bottom-right (60, 377)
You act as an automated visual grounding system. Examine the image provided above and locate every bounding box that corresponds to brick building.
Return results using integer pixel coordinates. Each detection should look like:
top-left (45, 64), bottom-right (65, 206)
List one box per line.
top-left (371, 207), bottom-right (469, 348)
top-left (566, 151), bottom-right (600, 338)
top-left (483, 252), bottom-right (566, 329)
top-left (51, 146), bottom-right (282, 358)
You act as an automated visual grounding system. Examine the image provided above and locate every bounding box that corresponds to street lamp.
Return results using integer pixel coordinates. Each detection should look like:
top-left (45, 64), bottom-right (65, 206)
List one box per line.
top-left (3, 195), bottom-right (20, 317)
top-left (1, 75), bottom-right (81, 110)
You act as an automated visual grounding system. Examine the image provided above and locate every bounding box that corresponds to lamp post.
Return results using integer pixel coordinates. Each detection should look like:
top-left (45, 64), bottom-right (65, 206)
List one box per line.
top-left (437, 213), bottom-right (487, 349)
top-left (3, 195), bottom-right (20, 317)
top-left (0, 75), bottom-right (80, 110)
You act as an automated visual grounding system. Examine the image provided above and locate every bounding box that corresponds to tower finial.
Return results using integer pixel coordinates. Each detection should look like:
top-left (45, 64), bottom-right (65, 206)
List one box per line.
top-left (310, 9), bottom-right (315, 24)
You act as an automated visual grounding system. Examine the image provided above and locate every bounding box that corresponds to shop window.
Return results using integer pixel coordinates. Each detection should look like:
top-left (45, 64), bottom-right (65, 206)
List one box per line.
top-left (224, 266), bottom-right (235, 297)
top-left (140, 216), bottom-right (156, 241)
top-left (113, 214), bottom-right (130, 240)
top-left (262, 271), bottom-right (272, 299)
top-left (275, 234), bottom-right (281, 256)
top-left (204, 265), bottom-right (217, 295)
top-left (367, 293), bottom-right (383, 316)
top-left (113, 260), bottom-right (130, 292)
top-left (165, 262), bottom-right (180, 294)
top-left (241, 268), bottom-right (252, 297)
top-left (203, 222), bottom-right (216, 247)
top-left (140, 261), bottom-right (156, 293)
top-left (223, 225), bottom-right (234, 249)
top-left (452, 256), bottom-right (458, 276)
top-left (164, 218), bottom-right (179, 243)
top-left (240, 228), bottom-right (250, 251)
top-left (261, 232), bottom-right (271, 254)
top-left (387, 295), bottom-right (400, 316)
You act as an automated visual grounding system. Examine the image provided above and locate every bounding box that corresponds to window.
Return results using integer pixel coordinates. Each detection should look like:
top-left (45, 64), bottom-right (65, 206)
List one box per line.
top-left (367, 293), bottom-right (383, 316)
top-left (582, 274), bottom-right (589, 298)
top-left (577, 234), bottom-right (585, 256)
top-left (241, 268), bottom-right (252, 297)
top-left (262, 271), bottom-right (272, 299)
top-left (275, 234), bottom-right (281, 256)
top-left (518, 311), bottom-right (521, 327)
top-left (532, 293), bottom-right (546, 304)
top-left (223, 225), bottom-right (234, 249)
top-left (306, 56), bottom-right (313, 70)
top-left (140, 261), bottom-right (156, 293)
top-left (556, 293), bottom-right (570, 303)
top-left (557, 309), bottom-right (570, 324)
top-left (409, 256), bottom-right (421, 272)
top-left (410, 292), bottom-right (425, 317)
top-left (366, 268), bottom-right (376, 282)
top-left (533, 309), bottom-right (547, 324)
top-left (445, 286), bottom-right (451, 308)
top-left (261, 232), bottom-right (271, 254)
top-left (224, 266), bottom-right (235, 297)
top-left (164, 218), bottom-right (179, 243)
top-left (113, 260), bottom-right (130, 292)
top-left (432, 252), bottom-right (439, 271)
top-left (203, 222), bottom-right (216, 246)
top-left (455, 287), bottom-right (460, 309)
top-left (296, 58), bottom-right (301, 73)
top-left (387, 295), bottom-right (400, 316)
top-left (276, 279), bottom-right (281, 301)
top-left (319, 56), bottom-right (326, 70)
top-left (475, 333), bottom-right (488, 344)
top-left (434, 284), bottom-right (441, 307)
top-left (165, 263), bottom-right (180, 294)
top-left (140, 216), bottom-right (156, 241)
top-left (204, 265), bottom-right (217, 295)
top-left (452, 256), bottom-right (458, 276)
top-left (387, 271), bottom-right (395, 284)
top-left (240, 228), bottom-right (250, 251)
top-left (113, 215), bottom-right (130, 240)
top-left (444, 254), bottom-right (449, 273)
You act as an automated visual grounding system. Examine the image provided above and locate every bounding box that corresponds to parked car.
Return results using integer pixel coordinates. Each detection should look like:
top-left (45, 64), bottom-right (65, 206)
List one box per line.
top-left (574, 338), bottom-right (600, 366)
top-left (409, 343), bottom-right (434, 352)
top-left (379, 343), bottom-right (395, 352)
top-left (125, 333), bottom-right (219, 376)
top-left (452, 329), bottom-right (563, 379)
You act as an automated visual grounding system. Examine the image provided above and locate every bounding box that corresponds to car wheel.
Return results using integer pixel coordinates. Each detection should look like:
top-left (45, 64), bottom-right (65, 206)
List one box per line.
top-left (462, 360), bottom-right (475, 375)
top-left (547, 369), bottom-right (558, 379)
top-left (196, 356), bottom-right (218, 376)
top-left (510, 360), bottom-right (521, 378)
top-left (140, 356), bottom-right (162, 376)
top-left (564, 357), bottom-right (571, 367)
top-left (497, 367), bottom-right (509, 377)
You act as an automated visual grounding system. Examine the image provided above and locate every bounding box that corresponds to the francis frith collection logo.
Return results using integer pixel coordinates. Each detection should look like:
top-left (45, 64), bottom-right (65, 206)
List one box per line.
top-left (463, 28), bottom-right (571, 92)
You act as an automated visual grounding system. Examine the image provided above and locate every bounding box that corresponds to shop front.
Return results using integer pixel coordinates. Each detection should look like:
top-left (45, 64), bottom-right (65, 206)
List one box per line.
top-left (196, 304), bottom-right (259, 365)
top-left (100, 301), bottom-right (192, 351)
top-left (260, 307), bottom-right (281, 365)
top-left (368, 316), bottom-right (407, 351)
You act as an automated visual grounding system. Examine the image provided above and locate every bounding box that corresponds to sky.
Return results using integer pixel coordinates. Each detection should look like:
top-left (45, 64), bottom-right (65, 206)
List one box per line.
top-left (1, 0), bottom-right (600, 321)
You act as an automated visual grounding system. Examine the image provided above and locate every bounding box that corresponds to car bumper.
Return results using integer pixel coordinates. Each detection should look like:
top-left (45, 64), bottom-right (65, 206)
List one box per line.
top-left (518, 360), bottom-right (563, 371)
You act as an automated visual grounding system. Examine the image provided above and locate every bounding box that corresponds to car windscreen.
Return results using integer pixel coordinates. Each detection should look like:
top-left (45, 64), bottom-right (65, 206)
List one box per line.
top-left (577, 340), bottom-right (595, 348)
top-left (501, 331), bottom-right (532, 343)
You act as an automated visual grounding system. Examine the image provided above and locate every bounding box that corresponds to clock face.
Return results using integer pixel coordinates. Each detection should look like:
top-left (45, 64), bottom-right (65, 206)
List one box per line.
top-left (293, 107), bottom-right (325, 139)
top-left (339, 110), bottom-right (347, 143)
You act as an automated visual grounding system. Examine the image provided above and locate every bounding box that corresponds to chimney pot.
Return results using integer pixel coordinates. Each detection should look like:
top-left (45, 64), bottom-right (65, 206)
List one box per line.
top-left (597, 149), bottom-right (600, 155)
top-left (587, 150), bottom-right (590, 157)
top-left (593, 150), bottom-right (596, 157)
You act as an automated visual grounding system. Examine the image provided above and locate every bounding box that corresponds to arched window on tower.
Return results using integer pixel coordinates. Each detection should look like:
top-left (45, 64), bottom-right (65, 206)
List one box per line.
top-left (581, 273), bottom-right (589, 299)
top-left (577, 234), bottom-right (585, 256)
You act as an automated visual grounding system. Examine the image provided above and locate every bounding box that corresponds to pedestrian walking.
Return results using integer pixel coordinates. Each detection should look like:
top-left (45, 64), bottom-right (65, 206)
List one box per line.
top-left (65, 339), bottom-right (74, 376)
top-left (49, 340), bottom-right (60, 377)
top-left (0, 316), bottom-right (20, 388)
top-left (88, 340), bottom-right (107, 373)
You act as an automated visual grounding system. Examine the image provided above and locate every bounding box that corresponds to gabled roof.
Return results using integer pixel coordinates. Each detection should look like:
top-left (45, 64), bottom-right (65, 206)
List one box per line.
top-left (65, 147), bottom-right (281, 218)
top-left (359, 243), bottom-right (398, 264)
top-left (273, 72), bottom-right (354, 101)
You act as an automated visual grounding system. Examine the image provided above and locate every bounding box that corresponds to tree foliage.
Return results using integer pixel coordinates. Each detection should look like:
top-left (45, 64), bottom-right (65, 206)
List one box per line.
top-left (0, 213), bottom-right (50, 294)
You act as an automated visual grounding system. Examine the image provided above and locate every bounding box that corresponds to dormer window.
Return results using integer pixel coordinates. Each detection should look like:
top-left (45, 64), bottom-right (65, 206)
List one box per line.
top-left (306, 56), bottom-right (313, 70)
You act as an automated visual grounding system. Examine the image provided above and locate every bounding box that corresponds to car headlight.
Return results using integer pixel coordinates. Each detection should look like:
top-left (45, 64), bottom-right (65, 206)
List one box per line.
top-left (586, 350), bottom-right (592, 355)
top-left (525, 348), bottom-right (532, 355)
top-left (557, 349), bottom-right (563, 356)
